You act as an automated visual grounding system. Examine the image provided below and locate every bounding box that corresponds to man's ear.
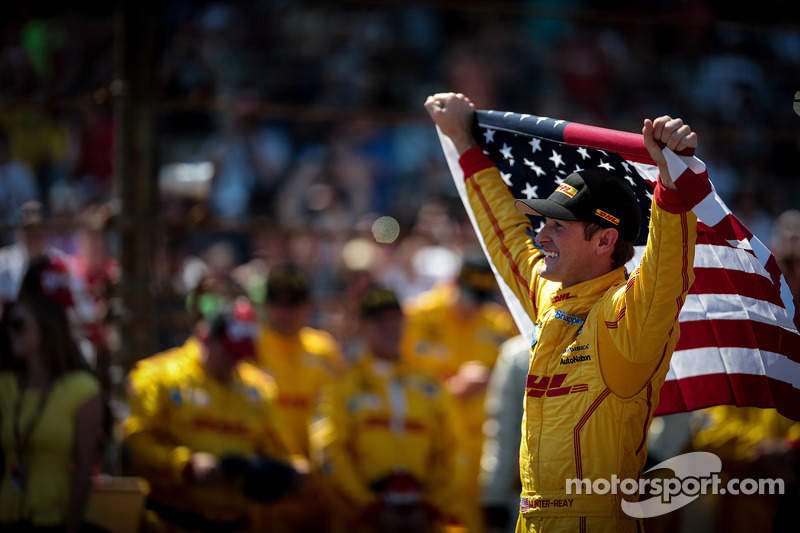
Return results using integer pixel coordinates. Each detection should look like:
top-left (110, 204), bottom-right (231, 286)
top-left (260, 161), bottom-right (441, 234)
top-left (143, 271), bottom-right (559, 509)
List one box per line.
top-left (595, 228), bottom-right (619, 257)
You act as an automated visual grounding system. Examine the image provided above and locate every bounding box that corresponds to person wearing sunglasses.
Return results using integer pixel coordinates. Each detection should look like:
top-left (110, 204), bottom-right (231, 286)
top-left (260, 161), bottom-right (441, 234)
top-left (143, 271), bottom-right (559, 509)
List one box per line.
top-left (0, 294), bottom-right (105, 533)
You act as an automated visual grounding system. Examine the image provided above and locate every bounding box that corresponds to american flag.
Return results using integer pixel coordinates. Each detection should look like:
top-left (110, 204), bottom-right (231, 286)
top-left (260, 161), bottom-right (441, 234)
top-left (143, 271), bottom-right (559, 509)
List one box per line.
top-left (436, 110), bottom-right (800, 421)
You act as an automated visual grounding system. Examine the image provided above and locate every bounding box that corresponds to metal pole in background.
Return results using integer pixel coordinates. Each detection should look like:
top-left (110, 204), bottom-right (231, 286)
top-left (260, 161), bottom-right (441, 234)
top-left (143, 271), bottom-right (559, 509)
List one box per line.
top-left (113, 0), bottom-right (157, 382)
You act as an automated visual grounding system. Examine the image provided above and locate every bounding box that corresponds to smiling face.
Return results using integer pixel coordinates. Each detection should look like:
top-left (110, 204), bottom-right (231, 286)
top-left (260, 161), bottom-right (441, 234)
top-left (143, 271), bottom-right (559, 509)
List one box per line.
top-left (534, 218), bottom-right (615, 288)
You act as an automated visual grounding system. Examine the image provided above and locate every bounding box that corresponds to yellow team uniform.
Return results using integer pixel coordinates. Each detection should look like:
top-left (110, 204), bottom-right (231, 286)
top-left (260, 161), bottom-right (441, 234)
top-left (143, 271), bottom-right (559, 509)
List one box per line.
top-left (402, 281), bottom-right (517, 530)
top-left (461, 146), bottom-right (697, 532)
top-left (0, 371), bottom-right (100, 528)
top-left (311, 353), bottom-right (462, 532)
top-left (254, 324), bottom-right (343, 531)
top-left (255, 324), bottom-right (343, 455)
top-left (691, 405), bottom-right (800, 532)
top-left (122, 336), bottom-right (292, 532)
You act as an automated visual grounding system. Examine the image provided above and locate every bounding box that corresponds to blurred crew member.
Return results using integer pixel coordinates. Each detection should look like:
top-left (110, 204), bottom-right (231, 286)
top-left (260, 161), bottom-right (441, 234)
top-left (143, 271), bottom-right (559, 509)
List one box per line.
top-left (256, 264), bottom-right (343, 454)
top-left (402, 251), bottom-right (517, 531)
top-left (312, 286), bottom-right (462, 533)
top-left (479, 335), bottom-right (530, 533)
top-left (254, 264), bottom-right (344, 531)
top-left (122, 298), bottom-right (300, 533)
top-left (691, 406), bottom-right (800, 533)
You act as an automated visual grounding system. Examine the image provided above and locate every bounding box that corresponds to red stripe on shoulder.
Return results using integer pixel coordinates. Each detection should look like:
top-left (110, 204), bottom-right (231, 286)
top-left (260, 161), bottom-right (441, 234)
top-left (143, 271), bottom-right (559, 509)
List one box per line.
top-left (467, 174), bottom-right (537, 314)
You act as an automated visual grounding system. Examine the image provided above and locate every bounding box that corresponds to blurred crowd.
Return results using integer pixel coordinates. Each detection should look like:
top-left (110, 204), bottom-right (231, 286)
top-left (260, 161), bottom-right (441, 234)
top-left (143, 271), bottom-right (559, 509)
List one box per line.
top-left (1, 0), bottom-right (799, 360)
top-left (1, 1), bottom-right (800, 532)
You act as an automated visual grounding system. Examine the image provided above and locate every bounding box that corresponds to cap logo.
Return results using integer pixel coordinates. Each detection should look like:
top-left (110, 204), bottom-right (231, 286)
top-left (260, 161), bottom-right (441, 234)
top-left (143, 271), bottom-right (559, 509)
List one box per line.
top-left (595, 209), bottom-right (620, 226)
top-left (555, 183), bottom-right (577, 198)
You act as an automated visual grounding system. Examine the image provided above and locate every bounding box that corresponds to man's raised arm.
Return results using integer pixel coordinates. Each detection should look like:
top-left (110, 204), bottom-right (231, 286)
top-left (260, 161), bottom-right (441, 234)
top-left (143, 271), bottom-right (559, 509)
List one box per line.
top-left (424, 92), bottom-right (543, 321)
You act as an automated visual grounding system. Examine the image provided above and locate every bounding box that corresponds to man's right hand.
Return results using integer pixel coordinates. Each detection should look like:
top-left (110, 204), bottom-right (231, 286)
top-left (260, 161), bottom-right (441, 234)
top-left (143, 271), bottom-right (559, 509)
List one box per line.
top-left (642, 116), bottom-right (697, 191)
top-left (424, 92), bottom-right (478, 155)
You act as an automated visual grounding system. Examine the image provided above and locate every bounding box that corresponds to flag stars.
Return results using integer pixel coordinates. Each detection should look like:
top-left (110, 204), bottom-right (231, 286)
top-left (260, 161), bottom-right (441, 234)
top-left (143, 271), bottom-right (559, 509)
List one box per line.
top-left (576, 147), bottom-right (591, 160)
top-left (536, 116), bottom-right (549, 124)
top-left (500, 143), bottom-right (514, 160)
top-left (500, 171), bottom-right (513, 186)
top-left (573, 165), bottom-right (584, 174)
top-left (529, 138), bottom-right (542, 153)
top-left (535, 220), bottom-right (546, 233)
top-left (549, 150), bottom-right (565, 168)
top-left (483, 129), bottom-right (496, 143)
top-left (523, 159), bottom-right (546, 176)
top-left (624, 174), bottom-right (637, 187)
top-left (598, 160), bottom-right (615, 172)
top-left (522, 182), bottom-right (539, 199)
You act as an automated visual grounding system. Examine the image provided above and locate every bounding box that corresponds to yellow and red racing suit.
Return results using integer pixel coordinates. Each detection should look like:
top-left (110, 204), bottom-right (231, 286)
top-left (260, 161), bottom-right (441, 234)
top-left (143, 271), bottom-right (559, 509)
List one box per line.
top-left (255, 324), bottom-right (344, 531)
top-left (122, 337), bottom-right (293, 531)
top-left (402, 281), bottom-right (517, 531)
top-left (256, 325), bottom-right (343, 455)
top-left (461, 146), bottom-right (697, 533)
top-left (310, 353), bottom-right (463, 532)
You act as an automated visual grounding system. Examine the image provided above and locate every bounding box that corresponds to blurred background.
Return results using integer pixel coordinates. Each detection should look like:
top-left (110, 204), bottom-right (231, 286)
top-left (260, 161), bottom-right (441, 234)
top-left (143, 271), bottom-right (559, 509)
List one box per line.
top-left (2, 0), bottom-right (799, 408)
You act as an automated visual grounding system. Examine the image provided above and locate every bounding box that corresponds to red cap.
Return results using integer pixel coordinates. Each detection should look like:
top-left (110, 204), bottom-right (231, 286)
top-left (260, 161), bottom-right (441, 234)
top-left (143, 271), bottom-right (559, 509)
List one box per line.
top-left (220, 298), bottom-right (258, 361)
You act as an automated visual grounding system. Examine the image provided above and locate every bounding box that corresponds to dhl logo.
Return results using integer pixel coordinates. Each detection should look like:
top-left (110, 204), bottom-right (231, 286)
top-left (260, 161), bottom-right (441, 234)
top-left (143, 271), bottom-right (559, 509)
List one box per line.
top-left (555, 183), bottom-right (577, 198)
top-left (526, 373), bottom-right (589, 397)
top-left (595, 209), bottom-right (620, 226)
top-left (551, 292), bottom-right (575, 303)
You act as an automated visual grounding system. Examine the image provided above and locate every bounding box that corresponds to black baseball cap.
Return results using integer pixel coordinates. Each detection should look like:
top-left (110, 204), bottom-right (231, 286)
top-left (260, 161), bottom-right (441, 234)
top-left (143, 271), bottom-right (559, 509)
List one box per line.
top-left (266, 265), bottom-right (310, 305)
top-left (458, 250), bottom-right (497, 301)
top-left (515, 169), bottom-right (641, 242)
top-left (360, 285), bottom-right (402, 318)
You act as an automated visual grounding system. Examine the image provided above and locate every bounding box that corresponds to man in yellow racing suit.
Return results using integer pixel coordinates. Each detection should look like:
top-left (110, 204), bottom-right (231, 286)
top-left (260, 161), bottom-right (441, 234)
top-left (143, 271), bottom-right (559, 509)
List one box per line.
top-left (311, 286), bottom-right (463, 532)
top-left (425, 92), bottom-right (699, 532)
top-left (402, 253), bottom-right (518, 532)
top-left (256, 264), bottom-right (343, 456)
top-left (254, 264), bottom-right (344, 531)
top-left (122, 298), bottom-right (301, 532)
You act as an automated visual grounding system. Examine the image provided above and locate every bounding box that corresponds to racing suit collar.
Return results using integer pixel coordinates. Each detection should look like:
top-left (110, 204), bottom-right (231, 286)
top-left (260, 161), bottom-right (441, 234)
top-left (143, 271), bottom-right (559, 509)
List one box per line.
top-left (549, 265), bottom-right (628, 306)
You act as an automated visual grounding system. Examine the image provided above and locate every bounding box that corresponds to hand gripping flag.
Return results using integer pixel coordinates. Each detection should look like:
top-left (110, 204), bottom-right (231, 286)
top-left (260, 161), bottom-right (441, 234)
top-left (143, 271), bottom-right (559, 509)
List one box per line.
top-left (436, 110), bottom-right (800, 421)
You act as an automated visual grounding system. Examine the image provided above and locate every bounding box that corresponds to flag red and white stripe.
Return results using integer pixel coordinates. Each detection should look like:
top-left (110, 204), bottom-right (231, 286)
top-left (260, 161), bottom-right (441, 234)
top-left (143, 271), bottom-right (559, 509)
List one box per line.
top-left (436, 110), bottom-right (800, 421)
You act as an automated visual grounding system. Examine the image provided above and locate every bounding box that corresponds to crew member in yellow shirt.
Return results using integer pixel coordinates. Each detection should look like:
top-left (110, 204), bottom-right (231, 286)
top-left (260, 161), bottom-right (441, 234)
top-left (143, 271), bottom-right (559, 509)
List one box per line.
top-left (122, 297), bottom-right (302, 533)
top-left (403, 252), bottom-right (518, 531)
top-left (312, 285), bottom-right (462, 532)
top-left (255, 264), bottom-right (344, 531)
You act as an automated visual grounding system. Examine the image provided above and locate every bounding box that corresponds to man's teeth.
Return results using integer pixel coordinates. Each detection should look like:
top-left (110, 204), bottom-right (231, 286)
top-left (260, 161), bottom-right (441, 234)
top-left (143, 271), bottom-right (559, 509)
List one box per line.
top-left (544, 251), bottom-right (559, 258)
